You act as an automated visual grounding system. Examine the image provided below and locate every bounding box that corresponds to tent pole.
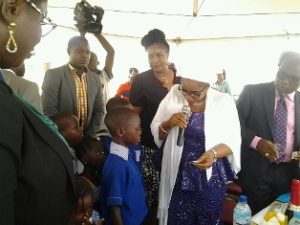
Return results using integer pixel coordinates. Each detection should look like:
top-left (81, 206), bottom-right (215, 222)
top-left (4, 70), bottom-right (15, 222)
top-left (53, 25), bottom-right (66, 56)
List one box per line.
top-left (193, 0), bottom-right (198, 17)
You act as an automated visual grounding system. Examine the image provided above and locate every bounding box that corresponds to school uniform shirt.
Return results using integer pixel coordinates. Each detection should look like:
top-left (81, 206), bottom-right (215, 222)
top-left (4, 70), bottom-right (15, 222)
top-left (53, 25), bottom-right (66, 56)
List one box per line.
top-left (100, 142), bottom-right (148, 225)
top-left (100, 135), bottom-right (142, 170)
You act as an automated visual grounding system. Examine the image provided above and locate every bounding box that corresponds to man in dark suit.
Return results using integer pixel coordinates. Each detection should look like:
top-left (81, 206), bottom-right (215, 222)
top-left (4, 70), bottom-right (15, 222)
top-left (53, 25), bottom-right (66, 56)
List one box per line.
top-left (237, 51), bottom-right (300, 214)
top-left (42, 36), bottom-right (104, 138)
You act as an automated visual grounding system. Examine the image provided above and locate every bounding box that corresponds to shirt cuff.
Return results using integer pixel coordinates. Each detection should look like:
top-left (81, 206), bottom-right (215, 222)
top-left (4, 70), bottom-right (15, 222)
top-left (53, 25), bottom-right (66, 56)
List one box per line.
top-left (250, 136), bottom-right (262, 150)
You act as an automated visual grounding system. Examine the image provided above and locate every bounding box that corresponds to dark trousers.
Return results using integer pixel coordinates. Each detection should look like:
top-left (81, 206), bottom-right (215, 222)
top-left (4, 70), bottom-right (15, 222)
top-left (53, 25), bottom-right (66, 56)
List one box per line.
top-left (243, 162), bottom-right (298, 214)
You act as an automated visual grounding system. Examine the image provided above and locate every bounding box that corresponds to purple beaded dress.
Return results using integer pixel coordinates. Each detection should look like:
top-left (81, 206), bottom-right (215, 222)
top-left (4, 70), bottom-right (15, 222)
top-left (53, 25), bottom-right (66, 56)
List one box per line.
top-left (167, 112), bottom-right (236, 225)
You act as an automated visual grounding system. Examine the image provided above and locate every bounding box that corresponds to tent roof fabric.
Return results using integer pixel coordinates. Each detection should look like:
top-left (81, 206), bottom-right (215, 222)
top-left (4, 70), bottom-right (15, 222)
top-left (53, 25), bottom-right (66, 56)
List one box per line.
top-left (48, 0), bottom-right (300, 40)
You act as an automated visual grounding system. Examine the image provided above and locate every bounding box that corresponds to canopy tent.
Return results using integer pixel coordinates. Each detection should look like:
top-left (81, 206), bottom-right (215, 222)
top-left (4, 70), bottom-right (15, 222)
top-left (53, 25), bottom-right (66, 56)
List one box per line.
top-left (25, 0), bottom-right (300, 96)
top-left (48, 0), bottom-right (300, 40)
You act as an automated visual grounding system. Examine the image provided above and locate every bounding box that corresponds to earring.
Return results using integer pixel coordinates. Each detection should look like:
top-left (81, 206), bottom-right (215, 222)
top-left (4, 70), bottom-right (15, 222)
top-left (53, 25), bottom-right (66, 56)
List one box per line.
top-left (6, 23), bottom-right (17, 54)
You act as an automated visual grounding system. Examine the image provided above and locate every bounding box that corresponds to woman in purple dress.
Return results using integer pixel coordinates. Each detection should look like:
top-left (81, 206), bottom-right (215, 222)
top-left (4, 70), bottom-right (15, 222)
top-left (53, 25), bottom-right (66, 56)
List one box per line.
top-left (151, 78), bottom-right (241, 225)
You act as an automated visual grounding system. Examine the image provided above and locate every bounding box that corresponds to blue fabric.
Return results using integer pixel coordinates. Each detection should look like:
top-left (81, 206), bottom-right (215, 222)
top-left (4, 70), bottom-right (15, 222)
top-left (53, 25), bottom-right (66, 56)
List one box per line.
top-left (167, 112), bottom-right (235, 225)
top-left (100, 135), bottom-right (142, 170)
top-left (100, 152), bottom-right (148, 225)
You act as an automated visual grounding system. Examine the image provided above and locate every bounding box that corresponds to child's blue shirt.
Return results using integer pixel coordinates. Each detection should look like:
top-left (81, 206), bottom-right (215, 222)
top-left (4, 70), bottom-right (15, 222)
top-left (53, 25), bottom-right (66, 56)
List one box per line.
top-left (101, 135), bottom-right (142, 170)
top-left (100, 142), bottom-right (148, 225)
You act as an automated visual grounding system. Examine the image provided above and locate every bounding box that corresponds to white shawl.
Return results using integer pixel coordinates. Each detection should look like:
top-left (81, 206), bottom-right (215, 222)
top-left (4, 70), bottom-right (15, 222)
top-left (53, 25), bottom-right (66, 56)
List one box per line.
top-left (150, 84), bottom-right (241, 225)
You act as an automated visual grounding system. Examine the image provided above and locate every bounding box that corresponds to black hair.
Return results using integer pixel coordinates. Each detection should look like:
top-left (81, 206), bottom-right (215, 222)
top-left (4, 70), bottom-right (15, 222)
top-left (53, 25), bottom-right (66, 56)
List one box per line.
top-left (129, 67), bottom-right (139, 74)
top-left (104, 107), bottom-right (137, 136)
top-left (74, 135), bottom-right (100, 163)
top-left (67, 36), bottom-right (89, 52)
top-left (50, 113), bottom-right (77, 133)
top-left (222, 69), bottom-right (226, 80)
top-left (141, 29), bottom-right (169, 52)
top-left (73, 176), bottom-right (94, 211)
top-left (106, 96), bottom-right (131, 112)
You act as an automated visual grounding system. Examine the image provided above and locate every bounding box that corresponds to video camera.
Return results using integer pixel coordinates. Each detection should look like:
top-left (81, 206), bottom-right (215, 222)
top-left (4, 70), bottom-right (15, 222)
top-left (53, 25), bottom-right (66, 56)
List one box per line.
top-left (74, 0), bottom-right (104, 34)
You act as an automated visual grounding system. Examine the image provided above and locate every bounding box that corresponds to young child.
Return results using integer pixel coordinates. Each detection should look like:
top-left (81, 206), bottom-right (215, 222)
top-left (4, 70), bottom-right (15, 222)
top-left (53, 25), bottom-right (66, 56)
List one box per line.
top-left (75, 135), bottom-right (106, 224)
top-left (101, 96), bottom-right (142, 170)
top-left (75, 135), bottom-right (105, 187)
top-left (69, 177), bottom-right (104, 225)
top-left (51, 113), bottom-right (84, 174)
top-left (100, 107), bottom-right (148, 225)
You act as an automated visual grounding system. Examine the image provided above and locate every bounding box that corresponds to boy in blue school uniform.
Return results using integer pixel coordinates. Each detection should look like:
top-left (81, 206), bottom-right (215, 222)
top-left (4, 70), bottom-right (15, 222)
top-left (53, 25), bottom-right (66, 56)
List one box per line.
top-left (101, 96), bottom-right (142, 170)
top-left (100, 107), bottom-right (148, 225)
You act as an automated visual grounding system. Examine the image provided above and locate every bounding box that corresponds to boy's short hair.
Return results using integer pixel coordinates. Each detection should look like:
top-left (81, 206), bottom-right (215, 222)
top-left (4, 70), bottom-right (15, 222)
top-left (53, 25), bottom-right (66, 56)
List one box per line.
top-left (104, 107), bottom-right (137, 136)
top-left (51, 113), bottom-right (78, 132)
top-left (106, 96), bottom-right (132, 112)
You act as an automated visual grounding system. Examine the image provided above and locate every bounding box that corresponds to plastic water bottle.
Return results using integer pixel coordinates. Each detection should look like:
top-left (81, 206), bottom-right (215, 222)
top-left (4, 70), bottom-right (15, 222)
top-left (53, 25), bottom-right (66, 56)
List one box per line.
top-left (233, 195), bottom-right (252, 225)
top-left (289, 211), bottom-right (300, 225)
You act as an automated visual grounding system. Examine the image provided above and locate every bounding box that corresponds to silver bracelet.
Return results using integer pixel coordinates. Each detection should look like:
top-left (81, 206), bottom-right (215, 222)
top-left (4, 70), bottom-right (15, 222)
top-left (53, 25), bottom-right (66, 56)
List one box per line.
top-left (159, 124), bottom-right (169, 134)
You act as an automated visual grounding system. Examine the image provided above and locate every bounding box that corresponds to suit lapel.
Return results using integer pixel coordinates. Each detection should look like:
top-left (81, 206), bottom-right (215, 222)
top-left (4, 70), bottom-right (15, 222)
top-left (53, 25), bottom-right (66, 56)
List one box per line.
top-left (294, 92), bottom-right (300, 148)
top-left (64, 65), bottom-right (76, 108)
top-left (20, 102), bottom-right (75, 191)
top-left (264, 82), bottom-right (275, 135)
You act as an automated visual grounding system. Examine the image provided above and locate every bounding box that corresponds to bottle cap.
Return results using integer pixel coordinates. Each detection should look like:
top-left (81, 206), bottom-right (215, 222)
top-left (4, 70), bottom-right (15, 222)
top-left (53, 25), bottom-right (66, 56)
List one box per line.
top-left (291, 179), bottom-right (300, 189)
top-left (239, 195), bottom-right (248, 203)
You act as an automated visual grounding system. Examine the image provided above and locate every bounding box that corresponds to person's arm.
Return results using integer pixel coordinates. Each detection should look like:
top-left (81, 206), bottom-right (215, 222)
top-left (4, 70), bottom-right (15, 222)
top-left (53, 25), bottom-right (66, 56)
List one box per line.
top-left (192, 144), bottom-right (232, 169)
top-left (94, 34), bottom-right (115, 79)
top-left (225, 82), bottom-right (232, 95)
top-left (129, 75), bottom-right (145, 117)
top-left (41, 69), bottom-right (61, 116)
top-left (158, 113), bottom-right (187, 140)
top-left (236, 85), bottom-right (278, 161)
top-left (103, 157), bottom-right (127, 225)
top-left (22, 81), bottom-right (43, 113)
top-left (236, 85), bottom-right (258, 148)
top-left (0, 86), bottom-right (22, 225)
top-left (109, 206), bottom-right (123, 225)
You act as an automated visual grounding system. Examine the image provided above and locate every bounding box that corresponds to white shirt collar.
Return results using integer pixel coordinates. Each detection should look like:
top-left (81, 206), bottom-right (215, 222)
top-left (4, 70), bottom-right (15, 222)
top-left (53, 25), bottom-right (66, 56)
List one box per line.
top-left (110, 142), bottom-right (129, 161)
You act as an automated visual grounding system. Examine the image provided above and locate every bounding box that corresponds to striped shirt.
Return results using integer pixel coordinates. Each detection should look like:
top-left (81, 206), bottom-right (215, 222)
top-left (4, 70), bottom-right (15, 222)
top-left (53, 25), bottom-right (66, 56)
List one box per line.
top-left (69, 65), bottom-right (88, 129)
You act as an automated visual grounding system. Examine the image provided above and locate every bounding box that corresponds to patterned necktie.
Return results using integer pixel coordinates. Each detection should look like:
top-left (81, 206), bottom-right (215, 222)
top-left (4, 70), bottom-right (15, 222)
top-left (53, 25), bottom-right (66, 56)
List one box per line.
top-left (273, 97), bottom-right (287, 163)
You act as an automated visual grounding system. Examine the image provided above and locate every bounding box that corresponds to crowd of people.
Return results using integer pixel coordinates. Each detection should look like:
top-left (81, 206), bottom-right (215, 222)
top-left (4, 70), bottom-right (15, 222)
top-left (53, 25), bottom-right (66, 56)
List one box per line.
top-left (1, 1), bottom-right (300, 225)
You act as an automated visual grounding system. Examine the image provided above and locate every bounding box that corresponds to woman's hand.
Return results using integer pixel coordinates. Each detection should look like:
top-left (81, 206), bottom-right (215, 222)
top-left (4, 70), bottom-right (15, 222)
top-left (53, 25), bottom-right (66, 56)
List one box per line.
top-left (159, 112), bottom-right (188, 140)
top-left (192, 150), bottom-right (214, 169)
top-left (167, 112), bottom-right (188, 129)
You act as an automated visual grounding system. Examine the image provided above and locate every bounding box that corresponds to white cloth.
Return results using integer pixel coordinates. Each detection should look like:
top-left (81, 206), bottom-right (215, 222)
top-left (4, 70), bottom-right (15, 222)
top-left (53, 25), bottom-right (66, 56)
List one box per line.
top-left (151, 84), bottom-right (241, 225)
top-left (110, 141), bottom-right (129, 160)
top-left (99, 69), bottom-right (111, 106)
top-left (97, 69), bottom-right (111, 136)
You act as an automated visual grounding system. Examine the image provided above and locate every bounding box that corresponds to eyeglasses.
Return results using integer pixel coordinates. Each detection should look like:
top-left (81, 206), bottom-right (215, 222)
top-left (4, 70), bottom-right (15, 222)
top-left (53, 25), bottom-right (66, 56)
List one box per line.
top-left (178, 85), bottom-right (204, 98)
top-left (24, 0), bottom-right (57, 37)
